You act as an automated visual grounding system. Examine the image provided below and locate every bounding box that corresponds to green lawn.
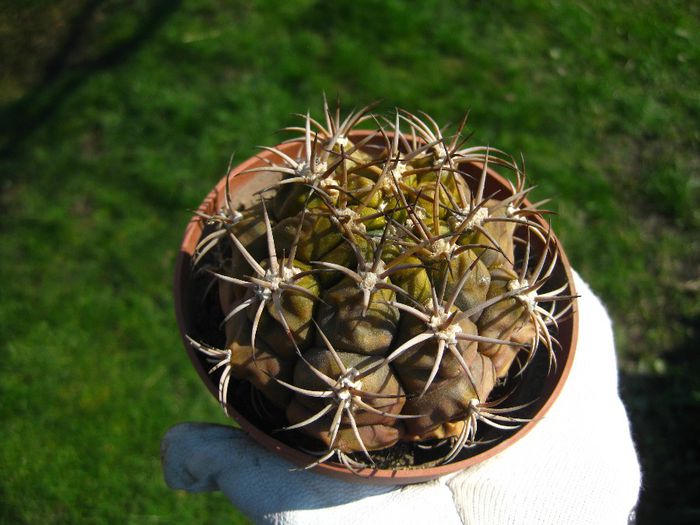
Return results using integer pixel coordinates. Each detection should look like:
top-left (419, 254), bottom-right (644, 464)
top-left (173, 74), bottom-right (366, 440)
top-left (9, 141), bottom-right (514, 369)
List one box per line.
top-left (1, 1), bottom-right (698, 523)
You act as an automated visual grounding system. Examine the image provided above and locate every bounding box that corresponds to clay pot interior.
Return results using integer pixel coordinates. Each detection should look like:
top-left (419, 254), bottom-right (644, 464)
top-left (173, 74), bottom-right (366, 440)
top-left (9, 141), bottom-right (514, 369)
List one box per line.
top-left (174, 131), bottom-right (578, 484)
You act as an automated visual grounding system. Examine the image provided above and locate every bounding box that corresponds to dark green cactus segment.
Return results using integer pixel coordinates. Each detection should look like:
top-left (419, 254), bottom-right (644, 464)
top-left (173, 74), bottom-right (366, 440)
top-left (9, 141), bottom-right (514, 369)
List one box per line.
top-left (403, 354), bottom-right (497, 438)
top-left (227, 327), bottom-right (294, 410)
top-left (412, 181), bottom-right (459, 222)
top-left (345, 172), bottom-right (383, 208)
top-left (402, 373), bottom-right (476, 437)
top-left (316, 277), bottom-right (400, 356)
top-left (273, 179), bottom-right (331, 218)
top-left (292, 348), bottom-right (405, 426)
top-left (227, 204), bottom-right (269, 276)
top-left (249, 260), bottom-right (320, 359)
top-left (393, 313), bottom-right (479, 391)
top-left (356, 205), bottom-right (387, 232)
top-left (433, 250), bottom-right (491, 314)
top-left (481, 202), bottom-right (517, 268)
top-left (285, 400), bottom-right (402, 451)
top-left (313, 234), bottom-right (374, 288)
top-left (189, 102), bottom-right (573, 469)
top-left (385, 256), bottom-right (432, 305)
top-left (402, 353), bottom-right (496, 438)
top-left (454, 200), bottom-right (517, 269)
top-left (477, 267), bottom-right (536, 378)
top-left (273, 212), bottom-right (341, 263)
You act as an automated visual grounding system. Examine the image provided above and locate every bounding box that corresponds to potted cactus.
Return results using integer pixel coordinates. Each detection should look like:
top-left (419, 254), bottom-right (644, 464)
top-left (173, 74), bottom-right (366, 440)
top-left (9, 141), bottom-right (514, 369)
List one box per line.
top-left (174, 100), bottom-right (578, 483)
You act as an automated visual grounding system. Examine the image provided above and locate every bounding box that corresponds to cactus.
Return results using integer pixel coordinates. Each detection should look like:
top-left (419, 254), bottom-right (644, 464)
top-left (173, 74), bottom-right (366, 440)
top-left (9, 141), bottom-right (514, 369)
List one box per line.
top-left (188, 100), bottom-right (574, 470)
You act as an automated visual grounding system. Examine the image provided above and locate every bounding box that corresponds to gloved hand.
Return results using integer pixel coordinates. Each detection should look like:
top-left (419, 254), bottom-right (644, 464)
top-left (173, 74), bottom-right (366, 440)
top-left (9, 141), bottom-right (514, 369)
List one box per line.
top-left (161, 271), bottom-right (641, 525)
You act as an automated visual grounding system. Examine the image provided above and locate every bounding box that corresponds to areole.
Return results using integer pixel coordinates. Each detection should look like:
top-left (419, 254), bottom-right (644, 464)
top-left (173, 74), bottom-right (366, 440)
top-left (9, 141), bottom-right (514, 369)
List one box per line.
top-left (174, 128), bottom-right (579, 485)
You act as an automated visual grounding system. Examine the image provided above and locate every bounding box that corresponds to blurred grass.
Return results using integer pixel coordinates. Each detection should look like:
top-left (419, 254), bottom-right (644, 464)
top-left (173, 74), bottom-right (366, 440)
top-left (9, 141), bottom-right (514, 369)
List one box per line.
top-left (1, 0), bottom-right (698, 523)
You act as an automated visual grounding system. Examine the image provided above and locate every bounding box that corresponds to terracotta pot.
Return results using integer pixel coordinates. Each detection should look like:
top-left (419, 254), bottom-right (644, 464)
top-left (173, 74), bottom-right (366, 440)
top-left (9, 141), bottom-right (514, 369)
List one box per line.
top-left (174, 130), bottom-right (578, 485)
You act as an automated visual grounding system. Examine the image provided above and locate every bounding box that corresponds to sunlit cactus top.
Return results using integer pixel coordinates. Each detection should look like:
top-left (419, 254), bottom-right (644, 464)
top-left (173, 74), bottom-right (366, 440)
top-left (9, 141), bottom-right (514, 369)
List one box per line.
top-left (188, 99), bottom-right (574, 470)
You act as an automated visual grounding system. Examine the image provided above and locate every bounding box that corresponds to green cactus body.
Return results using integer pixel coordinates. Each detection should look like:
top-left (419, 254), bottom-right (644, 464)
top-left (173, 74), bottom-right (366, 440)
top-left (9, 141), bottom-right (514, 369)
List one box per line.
top-left (190, 101), bottom-right (573, 469)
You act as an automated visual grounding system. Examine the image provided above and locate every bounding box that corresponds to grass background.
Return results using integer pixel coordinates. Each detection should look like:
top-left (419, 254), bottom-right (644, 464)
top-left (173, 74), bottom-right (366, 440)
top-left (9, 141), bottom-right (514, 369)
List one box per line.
top-left (1, 0), bottom-right (698, 523)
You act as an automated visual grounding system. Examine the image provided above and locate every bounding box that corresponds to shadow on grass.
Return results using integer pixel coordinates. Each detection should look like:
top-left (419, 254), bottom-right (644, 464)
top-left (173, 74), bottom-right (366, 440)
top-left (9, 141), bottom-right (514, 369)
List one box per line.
top-left (0, 484), bottom-right (26, 524)
top-left (0, 0), bottom-right (182, 160)
top-left (620, 314), bottom-right (700, 525)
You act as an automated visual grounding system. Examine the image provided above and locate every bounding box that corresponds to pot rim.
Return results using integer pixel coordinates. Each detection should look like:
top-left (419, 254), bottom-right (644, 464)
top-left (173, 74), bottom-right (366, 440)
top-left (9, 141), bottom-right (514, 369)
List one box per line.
top-left (173, 129), bottom-right (578, 484)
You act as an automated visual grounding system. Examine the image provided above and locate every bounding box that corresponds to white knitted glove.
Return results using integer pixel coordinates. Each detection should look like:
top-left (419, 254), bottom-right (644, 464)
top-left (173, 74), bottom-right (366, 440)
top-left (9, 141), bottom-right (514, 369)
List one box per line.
top-left (162, 271), bottom-right (641, 525)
